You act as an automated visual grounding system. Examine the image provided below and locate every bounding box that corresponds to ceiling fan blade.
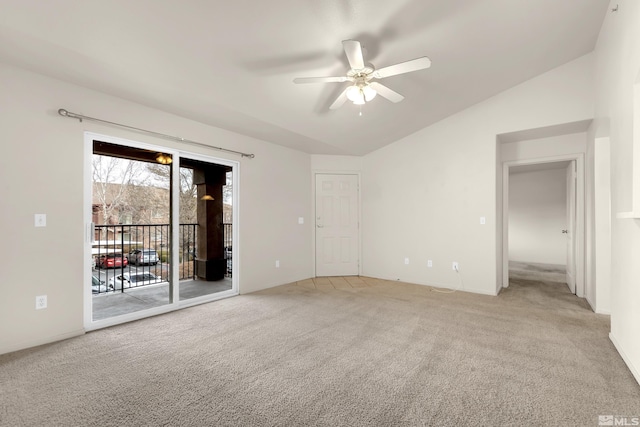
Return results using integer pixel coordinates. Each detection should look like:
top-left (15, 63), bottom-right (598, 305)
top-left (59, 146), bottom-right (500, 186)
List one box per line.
top-left (369, 82), bottom-right (404, 103)
top-left (342, 40), bottom-right (365, 70)
top-left (293, 76), bottom-right (350, 84)
top-left (329, 88), bottom-right (349, 110)
top-left (373, 56), bottom-right (431, 79)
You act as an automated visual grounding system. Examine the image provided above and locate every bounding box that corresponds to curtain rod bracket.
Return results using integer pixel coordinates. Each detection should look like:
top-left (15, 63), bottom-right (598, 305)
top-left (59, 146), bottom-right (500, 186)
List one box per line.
top-left (58, 108), bottom-right (82, 122)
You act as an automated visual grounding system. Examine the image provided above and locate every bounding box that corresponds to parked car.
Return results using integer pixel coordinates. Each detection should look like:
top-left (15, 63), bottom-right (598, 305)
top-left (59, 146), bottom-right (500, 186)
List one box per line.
top-left (97, 253), bottom-right (128, 269)
top-left (109, 272), bottom-right (163, 290)
top-left (91, 275), bottom-right (109, 293)
top-left (127, 249), bottom-right (160, 266)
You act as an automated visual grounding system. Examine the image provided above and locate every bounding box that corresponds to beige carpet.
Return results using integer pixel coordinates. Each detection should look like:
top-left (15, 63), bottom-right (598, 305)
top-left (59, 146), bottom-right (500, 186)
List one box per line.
top-left (509, 261), bottom-right (567, 283)
top-left (1, 276), bottom-right (639, 426)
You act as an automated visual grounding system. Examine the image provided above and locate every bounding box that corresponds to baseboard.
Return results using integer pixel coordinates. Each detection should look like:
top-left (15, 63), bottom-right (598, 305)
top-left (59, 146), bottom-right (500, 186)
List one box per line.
top-left (370, 275), bottom-right (499, 296)
top-left (609, 332), bottom-right (640, 386)
top-left (584, 295), bottom-right (611, 315)
top-left (0, 329), bottom-right (85, 356)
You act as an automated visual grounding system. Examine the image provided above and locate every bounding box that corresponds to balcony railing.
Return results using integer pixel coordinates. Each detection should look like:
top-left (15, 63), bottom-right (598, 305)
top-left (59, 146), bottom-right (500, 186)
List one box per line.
top-left (92, 223), bottom-right (232, 294)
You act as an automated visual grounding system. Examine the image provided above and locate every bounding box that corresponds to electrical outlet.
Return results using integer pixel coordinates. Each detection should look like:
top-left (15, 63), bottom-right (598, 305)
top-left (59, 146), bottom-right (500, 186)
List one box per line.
top-left (404, 257), bottom-right (410, 265)
top-left (275, 260), bottom-right (280, 268)
top-left (34, 214), bottom-right (47, 227)
top-left (452, 262), bottom-right (459, 272)
top-left (35, 295), bottom-right (47, 310)
top-left (427, 260), bottom-right (433, 268)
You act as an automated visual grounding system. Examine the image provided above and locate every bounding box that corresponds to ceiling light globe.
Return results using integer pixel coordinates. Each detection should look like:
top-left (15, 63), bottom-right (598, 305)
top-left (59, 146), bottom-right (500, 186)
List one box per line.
top-left (346, 86), bottom-right (360, 102)
top-left (363, 85), bottom-right (377, 102)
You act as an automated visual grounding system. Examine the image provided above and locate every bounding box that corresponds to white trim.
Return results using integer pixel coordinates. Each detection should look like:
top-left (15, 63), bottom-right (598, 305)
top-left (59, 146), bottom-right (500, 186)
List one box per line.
top-left (312, 172), bottom-right (362, 277)
top-left (83, 134), bottom-right (94, 328)
top-left (178, 288), bottom-right (237, 309)
top-left (501, 153), bottom-right (586, 298)
top-left (232, 161), bottom-right (240, 292)
top-left (171, 152), bottom-right (180, 304)
top-left (615, 211), bottom-right (640, 219)
top-left (84, 131), bottom-right (240, 331)
top-left (610, 332), bottom-right (640, 386)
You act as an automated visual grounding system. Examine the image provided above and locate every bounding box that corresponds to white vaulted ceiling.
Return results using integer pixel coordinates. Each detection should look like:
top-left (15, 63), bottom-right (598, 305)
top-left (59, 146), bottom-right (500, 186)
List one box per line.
top-left (0, 0), bottom-right (608, 155)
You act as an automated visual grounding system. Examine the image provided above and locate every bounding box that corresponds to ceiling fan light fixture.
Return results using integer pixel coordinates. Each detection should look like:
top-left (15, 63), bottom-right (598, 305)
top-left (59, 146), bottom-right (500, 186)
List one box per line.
top-left (346, 85), bottom-right (361, 102)
top-left (363, 85), bottom-right (377, 102)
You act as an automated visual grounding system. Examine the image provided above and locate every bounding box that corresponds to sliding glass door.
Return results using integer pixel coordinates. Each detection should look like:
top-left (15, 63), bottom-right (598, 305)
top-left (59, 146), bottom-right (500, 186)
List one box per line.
top-left (85, 133), bottom-right (238, 329)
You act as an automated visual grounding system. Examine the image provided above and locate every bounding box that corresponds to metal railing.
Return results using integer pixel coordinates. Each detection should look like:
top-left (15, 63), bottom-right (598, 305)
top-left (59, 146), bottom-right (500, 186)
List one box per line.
top-left (179, 223), bottom-right (197, 280)
top-left (223, 223), bottom-right (232, 277)
top-left (92, 223), bottom-right (232, 294)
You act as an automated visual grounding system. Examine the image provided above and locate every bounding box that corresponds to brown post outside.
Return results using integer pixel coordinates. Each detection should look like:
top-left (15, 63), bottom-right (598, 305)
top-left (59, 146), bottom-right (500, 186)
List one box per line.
top-left (193, 165), bottom-right (228, 281)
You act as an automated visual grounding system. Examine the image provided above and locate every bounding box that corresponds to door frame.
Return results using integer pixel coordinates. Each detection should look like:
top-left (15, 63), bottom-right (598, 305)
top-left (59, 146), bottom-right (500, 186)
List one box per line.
top-left (84, 131), bottom-right (240, 331)
top-left (501, 153), bottom-right (585, 297)
top-left (566, 160), bottom-right (577, 293)
top-left (312, 172), bottom-right (362, 277)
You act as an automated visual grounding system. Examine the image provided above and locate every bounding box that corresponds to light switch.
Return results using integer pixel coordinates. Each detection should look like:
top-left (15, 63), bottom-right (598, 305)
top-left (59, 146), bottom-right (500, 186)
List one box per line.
top-left (298, 217), bottom-right (304, 224)
top-left (480, 216), bottom-right (486, 225)
top-left (35, 214), bottom-right (47, 227)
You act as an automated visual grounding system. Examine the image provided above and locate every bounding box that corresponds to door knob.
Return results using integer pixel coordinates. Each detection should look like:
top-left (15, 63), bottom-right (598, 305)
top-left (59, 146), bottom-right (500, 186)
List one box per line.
top-left (317, 224), bottom-right (323, 228)
top-left (562, 230), bottom-right (568, 234)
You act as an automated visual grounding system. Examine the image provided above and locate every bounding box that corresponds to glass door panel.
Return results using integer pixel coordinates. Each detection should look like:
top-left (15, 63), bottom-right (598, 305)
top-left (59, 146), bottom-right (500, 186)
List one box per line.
top-left (178, 157), bottom-right (233, 301)
top-left (90, 141), bottom-right (172, 321)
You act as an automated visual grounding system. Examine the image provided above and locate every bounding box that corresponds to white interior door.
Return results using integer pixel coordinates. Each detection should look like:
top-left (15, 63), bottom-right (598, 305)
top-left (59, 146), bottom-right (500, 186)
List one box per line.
top-left (565, 161), bottom-right (576, 294)
top-left (315, 174), bottom-right (359, 276)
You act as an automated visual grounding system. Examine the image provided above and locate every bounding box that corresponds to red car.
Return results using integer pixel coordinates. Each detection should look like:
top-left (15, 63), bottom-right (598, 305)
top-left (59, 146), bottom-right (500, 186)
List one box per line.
top-left (98, 253), bottom-right (128, 269)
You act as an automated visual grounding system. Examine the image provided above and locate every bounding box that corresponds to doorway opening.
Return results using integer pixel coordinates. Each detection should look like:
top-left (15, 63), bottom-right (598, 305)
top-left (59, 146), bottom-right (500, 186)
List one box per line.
top-left (501, 155), bottom-right (585, 297)
top-left (507, 161), bottom-right (573, 289)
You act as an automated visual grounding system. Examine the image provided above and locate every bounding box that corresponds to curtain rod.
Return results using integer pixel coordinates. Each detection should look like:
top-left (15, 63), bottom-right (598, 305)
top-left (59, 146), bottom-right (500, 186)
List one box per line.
top-left (57, 108), bottom-right (255, 159)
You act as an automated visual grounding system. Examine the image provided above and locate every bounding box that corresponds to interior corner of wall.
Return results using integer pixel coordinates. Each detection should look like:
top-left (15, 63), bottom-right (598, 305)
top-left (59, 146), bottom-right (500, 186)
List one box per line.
top-left (609, 332), bottom-right (640, 386)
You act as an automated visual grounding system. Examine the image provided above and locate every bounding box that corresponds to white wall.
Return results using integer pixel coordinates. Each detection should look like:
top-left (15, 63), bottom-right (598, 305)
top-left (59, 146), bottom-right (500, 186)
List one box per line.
top-left (501, 133), bottom-right (587, 162)
top-left (593, 137), bottom-right (612, 314)
top-left (311, 155), bottom-right (362, 173)
top-left (592, 0), bottom-right (640, 383)
top-left (508, 168), bottom-right (567, 265)
top-left (361, 54), bottom-right (594, 295)
top-left (0, 62), bottom-right (314, 354)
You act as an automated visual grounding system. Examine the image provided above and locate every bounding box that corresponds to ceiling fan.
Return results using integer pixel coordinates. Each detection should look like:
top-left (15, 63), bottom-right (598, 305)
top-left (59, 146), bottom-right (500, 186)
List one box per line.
top-left (293, 40), bottom-right (431, 110)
